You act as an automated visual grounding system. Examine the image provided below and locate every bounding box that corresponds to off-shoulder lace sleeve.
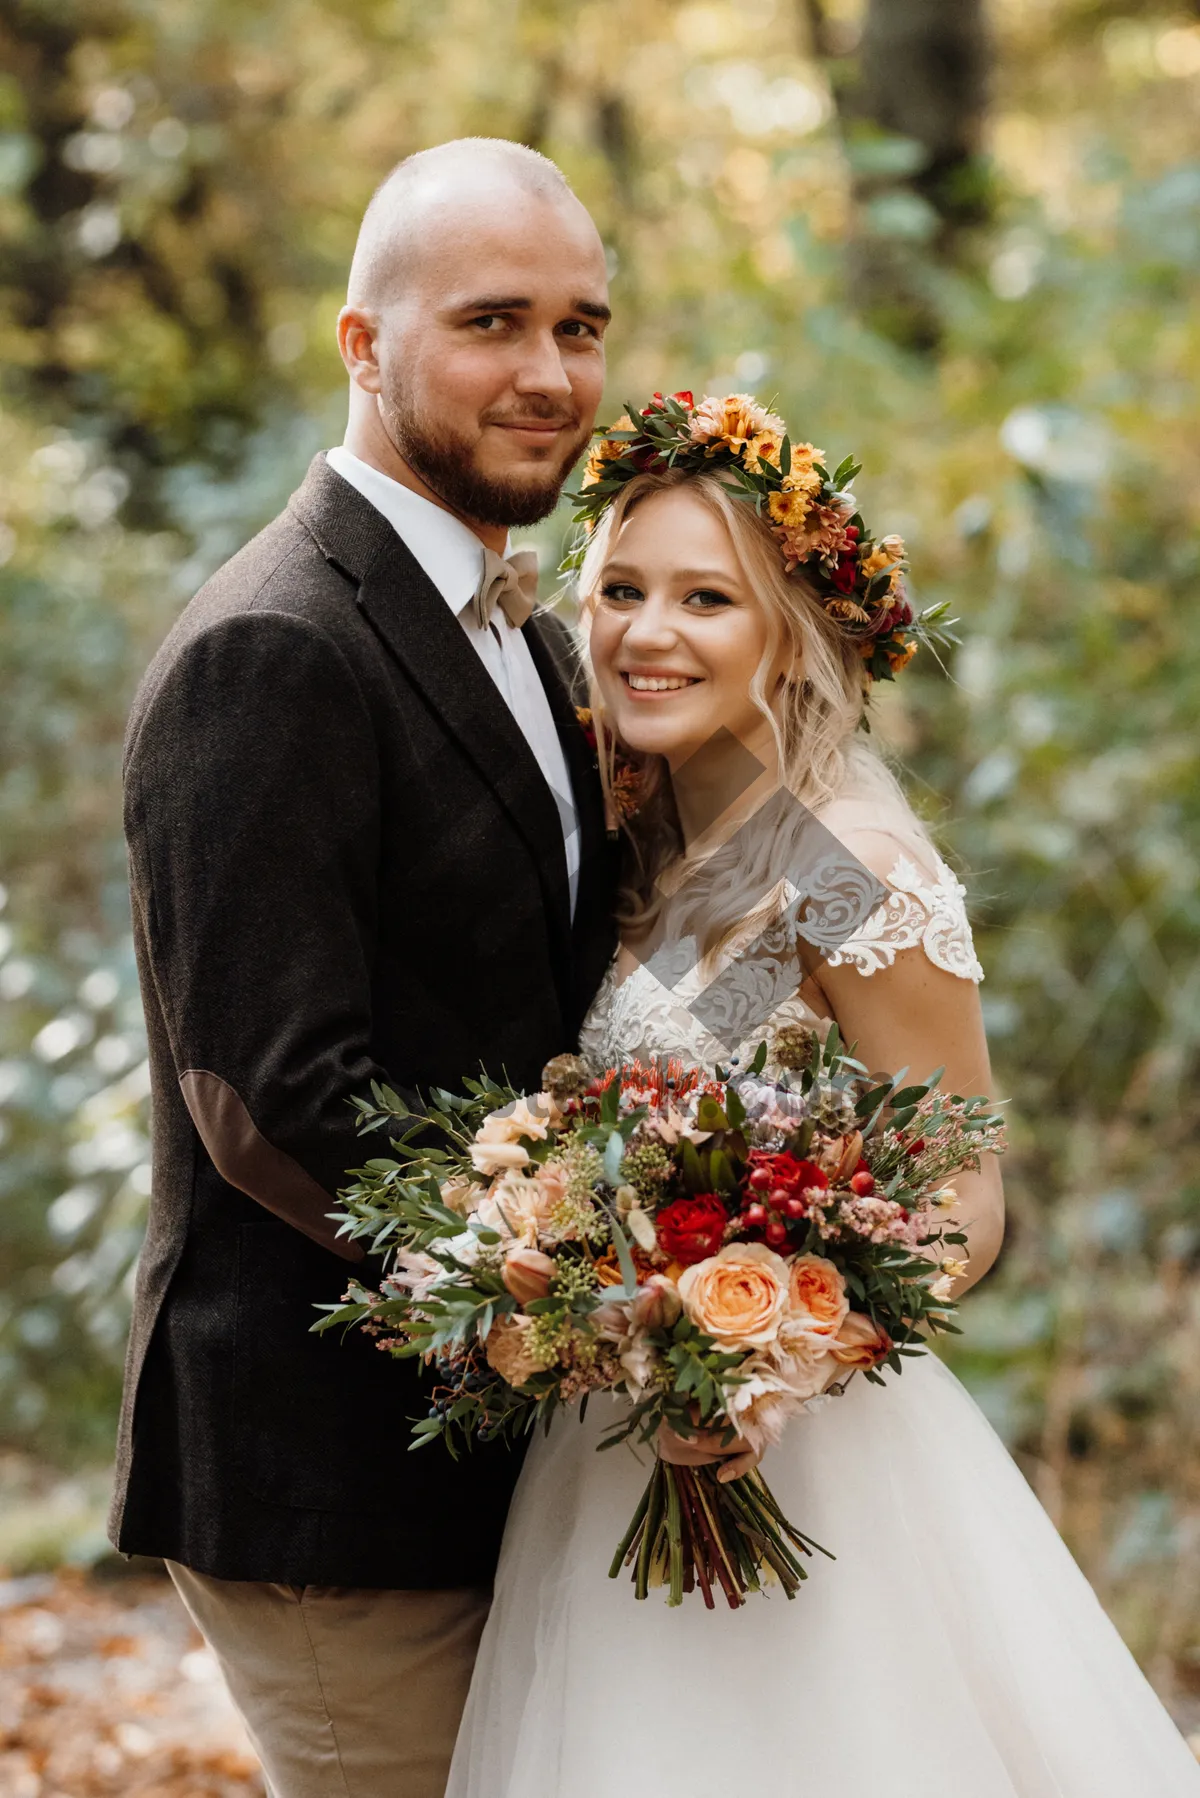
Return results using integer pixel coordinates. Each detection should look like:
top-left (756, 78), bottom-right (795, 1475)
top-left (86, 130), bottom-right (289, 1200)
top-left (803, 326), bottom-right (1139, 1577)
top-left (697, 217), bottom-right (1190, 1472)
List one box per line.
top-left (796, 830), bottom-right (984, 983)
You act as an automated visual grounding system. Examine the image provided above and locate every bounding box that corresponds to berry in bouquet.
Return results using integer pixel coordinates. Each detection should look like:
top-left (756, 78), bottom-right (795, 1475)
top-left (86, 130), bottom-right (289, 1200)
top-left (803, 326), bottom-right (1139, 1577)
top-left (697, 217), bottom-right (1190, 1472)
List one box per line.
top-left (316, 1025), bottom-right (1004, 1608)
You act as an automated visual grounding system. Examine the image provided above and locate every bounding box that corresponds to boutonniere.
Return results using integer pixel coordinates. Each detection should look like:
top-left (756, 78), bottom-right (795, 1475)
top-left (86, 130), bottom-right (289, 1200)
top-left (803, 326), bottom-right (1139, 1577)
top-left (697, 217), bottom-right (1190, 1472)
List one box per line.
top-left (575, 706), bottom-right (646, 833)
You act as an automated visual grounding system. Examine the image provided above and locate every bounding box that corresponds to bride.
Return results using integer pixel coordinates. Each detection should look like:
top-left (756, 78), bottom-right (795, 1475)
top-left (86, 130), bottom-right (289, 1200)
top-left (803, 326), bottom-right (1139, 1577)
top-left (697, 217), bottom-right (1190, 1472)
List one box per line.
top-left (447, 394), bottom-right (1200, 1796)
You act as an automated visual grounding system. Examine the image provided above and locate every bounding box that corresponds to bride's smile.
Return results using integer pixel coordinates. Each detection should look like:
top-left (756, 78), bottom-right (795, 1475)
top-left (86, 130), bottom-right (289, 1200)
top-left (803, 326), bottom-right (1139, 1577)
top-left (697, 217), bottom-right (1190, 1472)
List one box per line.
top-left (588, 483), bottom-right (793, 771)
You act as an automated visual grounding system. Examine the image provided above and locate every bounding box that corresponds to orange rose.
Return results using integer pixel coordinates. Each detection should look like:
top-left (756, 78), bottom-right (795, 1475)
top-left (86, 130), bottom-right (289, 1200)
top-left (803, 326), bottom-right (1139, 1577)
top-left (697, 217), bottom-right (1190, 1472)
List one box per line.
top-left (787, 1253), bottom-right (849, 1339)
top-left (677, 1243), bottom-right (789, 1350)
top-left (829, 1310), bottom-right (892, 1369)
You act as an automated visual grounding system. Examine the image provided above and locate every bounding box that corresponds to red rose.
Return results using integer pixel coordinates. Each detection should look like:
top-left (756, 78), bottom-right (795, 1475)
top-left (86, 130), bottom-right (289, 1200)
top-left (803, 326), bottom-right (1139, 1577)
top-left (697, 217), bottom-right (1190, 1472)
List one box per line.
top-left (656, 1194), bottom-right (729, 1265)
top-left (787, 1157), bottom-right (830, 1194)
top-left (672, 390), bottom-right (694, 407)
top-left (832, 557), bottom-right (859, 594)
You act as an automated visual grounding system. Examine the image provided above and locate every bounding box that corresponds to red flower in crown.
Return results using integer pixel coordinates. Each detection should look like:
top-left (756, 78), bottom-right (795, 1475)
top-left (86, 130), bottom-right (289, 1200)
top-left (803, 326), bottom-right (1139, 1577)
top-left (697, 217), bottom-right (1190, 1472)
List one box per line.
top-left (565, 389), bottom-right (954, 702)
top-left (642, 390), bottom-right (694, 414)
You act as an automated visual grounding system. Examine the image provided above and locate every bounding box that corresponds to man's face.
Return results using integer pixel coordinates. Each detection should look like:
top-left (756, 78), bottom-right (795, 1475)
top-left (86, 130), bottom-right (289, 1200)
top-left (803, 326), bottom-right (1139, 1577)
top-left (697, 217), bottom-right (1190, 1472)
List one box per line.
top-left (368, 189), bottom-right (610, 527)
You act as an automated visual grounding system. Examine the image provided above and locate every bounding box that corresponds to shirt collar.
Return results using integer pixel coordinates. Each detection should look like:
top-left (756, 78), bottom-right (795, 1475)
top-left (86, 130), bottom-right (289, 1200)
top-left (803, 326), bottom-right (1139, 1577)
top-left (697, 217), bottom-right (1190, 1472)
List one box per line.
top-left (325, 446), bottom-right (488, 617)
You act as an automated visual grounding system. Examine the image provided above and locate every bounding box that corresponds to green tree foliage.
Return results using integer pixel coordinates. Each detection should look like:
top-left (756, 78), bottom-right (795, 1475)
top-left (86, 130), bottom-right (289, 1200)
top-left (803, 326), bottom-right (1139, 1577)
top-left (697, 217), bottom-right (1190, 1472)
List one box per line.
top-left (1, 0), bottom-right (1199, 1683)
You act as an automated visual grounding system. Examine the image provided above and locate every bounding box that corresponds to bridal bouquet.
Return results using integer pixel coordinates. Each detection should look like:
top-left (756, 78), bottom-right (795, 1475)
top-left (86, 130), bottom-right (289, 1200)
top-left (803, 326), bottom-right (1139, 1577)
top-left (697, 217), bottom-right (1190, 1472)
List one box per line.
top-left (316, 1028), bottom-right (1004, 1609)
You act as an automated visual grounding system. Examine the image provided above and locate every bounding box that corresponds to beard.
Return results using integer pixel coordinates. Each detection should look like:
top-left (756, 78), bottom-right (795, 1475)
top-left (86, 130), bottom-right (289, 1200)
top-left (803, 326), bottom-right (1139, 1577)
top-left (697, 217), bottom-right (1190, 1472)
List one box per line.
top-left (381, 389), bottom-right (589, 528)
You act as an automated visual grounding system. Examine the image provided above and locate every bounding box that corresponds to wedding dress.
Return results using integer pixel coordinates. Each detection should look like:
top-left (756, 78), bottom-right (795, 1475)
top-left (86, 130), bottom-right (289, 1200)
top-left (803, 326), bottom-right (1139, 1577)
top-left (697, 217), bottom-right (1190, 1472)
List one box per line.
top-left (447, 805), bottom-right (1200, 1798)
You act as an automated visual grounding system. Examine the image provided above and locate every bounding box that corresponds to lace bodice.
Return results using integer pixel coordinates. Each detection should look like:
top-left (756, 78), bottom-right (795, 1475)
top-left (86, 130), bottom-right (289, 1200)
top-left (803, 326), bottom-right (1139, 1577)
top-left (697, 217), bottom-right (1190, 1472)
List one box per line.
top-left (579, 835), bottom-right (982, 1073)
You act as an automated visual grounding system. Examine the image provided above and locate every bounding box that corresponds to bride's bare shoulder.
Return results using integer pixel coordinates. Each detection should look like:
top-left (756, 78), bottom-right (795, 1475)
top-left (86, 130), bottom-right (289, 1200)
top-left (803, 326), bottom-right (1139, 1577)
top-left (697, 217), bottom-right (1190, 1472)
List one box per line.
top-left (806, 793), bottom-right (983, 986)
top-left (812, 793), bottom-right (943, 884)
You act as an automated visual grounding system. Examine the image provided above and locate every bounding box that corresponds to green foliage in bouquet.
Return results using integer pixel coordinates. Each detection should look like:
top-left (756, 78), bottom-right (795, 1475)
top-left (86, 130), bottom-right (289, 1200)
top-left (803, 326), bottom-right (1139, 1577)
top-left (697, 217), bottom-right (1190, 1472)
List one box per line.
top-left (315, 1032), bottom-right (1003, 1607)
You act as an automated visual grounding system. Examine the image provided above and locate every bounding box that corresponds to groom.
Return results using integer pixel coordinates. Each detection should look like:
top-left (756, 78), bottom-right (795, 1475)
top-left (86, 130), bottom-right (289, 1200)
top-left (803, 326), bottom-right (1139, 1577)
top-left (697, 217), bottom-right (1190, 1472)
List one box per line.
top-left (108, 139), bottom-right (618, 1796)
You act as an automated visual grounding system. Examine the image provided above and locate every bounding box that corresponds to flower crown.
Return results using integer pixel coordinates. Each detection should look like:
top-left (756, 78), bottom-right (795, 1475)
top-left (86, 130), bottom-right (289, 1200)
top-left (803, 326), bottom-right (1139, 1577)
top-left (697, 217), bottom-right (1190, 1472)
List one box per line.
top-left (565, 390), bottom-right (955, 688)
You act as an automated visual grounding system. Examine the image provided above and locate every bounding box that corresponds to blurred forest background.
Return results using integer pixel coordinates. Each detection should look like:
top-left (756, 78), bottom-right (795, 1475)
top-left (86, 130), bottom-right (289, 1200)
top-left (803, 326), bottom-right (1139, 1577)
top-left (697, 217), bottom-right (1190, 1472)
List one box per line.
top-left (1, 0), bottom-right (1199, 1723)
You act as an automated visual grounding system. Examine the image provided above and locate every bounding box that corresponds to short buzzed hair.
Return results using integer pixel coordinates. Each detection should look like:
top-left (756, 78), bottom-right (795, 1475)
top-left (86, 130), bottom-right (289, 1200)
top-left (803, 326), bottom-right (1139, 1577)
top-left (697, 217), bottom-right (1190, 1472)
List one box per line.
top-left (347, 138), bottom-right (574, 308)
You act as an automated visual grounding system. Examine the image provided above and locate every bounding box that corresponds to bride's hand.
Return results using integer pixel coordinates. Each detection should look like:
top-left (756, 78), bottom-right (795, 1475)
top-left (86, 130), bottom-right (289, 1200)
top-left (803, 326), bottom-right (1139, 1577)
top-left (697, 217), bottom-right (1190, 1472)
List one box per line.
top-left (657, 1416), bottom-right (762, 1483)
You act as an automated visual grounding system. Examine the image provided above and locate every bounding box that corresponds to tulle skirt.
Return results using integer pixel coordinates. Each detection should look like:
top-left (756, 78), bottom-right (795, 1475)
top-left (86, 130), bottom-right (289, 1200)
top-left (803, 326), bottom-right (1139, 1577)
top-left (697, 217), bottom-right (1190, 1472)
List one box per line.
top-left (447, 1355), bottom-right (1200, 1798)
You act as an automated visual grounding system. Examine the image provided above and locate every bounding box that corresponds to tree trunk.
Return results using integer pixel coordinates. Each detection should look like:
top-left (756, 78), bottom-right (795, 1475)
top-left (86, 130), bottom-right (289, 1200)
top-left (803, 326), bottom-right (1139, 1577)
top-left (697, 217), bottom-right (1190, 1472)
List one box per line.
top-left (810, 0), bottom-right (993, 349)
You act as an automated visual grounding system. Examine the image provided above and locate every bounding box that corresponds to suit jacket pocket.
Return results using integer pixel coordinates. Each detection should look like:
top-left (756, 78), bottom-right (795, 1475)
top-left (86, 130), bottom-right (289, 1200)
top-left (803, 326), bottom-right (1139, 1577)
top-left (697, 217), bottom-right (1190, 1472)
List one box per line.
top-left (231, 1218), bottom-right (419, 1510)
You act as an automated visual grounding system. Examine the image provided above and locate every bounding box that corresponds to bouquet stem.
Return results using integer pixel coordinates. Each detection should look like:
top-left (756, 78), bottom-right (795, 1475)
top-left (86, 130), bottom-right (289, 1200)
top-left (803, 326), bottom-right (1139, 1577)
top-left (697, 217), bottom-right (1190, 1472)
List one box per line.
top-left (612, 1457), bottom-right (834, 1609)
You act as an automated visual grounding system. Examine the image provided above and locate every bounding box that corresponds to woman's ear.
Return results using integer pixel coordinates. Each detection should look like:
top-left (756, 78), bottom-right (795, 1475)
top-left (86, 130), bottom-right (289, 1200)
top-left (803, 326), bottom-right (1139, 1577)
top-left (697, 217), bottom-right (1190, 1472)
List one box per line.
top-left (777, 645), bottom-right (806, 691)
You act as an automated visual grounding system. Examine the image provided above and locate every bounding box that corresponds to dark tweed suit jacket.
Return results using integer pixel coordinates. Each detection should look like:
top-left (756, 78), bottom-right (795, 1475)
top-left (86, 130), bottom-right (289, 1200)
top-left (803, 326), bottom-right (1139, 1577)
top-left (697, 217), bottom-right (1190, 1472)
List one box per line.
top-left (108, 454), bottom-right (619, 1587)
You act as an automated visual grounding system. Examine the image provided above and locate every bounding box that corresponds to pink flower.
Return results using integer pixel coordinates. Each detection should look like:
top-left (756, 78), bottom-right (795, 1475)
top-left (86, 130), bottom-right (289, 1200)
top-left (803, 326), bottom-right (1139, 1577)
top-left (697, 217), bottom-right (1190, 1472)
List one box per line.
top-left (774, 505), bottom-right (850, 569)
top-left (501, 1246), bottom-right (556, 1305)
top-left (484, 1315), bottom-right (555, 1387)
top-left (630, 1273), bottom-right (682, 1331)
top-left (829, 1310), bottom-right (892, 1369)
top-left (688, 392), bottom-right (786, 452)
top-left (724, 1338), bottom-right (836, 1451)
top-left (475, 1171), bottom-right (559, 1245)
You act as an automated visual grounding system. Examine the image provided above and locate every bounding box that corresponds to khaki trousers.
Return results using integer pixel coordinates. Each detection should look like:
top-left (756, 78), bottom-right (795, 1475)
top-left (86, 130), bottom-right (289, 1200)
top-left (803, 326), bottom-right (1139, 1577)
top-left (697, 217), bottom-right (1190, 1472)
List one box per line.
top-left (167, 1562), bottom-right (490, 1798)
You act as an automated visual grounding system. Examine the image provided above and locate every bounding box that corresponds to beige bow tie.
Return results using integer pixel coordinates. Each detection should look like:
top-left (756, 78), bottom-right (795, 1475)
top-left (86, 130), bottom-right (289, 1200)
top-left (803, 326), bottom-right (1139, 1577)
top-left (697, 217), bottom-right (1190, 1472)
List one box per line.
top-left (473, 546), bottom-right (539, 632)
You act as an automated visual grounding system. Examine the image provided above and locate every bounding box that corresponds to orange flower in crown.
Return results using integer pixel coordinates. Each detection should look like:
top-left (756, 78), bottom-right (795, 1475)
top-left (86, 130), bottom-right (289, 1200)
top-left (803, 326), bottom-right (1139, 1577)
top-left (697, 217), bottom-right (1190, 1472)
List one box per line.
top-left (565, 390), bottom-right (957, 692)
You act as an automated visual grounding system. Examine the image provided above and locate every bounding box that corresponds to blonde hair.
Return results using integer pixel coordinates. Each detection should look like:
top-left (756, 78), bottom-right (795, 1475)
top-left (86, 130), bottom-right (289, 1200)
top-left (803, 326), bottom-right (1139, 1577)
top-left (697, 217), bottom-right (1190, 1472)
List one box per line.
top-left (575, 469), bottom-right (929, 963)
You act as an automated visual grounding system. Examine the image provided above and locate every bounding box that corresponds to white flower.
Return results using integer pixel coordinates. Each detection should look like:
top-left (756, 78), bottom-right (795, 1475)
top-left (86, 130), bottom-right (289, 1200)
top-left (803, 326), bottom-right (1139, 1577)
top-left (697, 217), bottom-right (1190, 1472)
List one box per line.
top-left (617, 1329), bottom-right (657, 1394)
top-left (468, 1136), bottom-right (530, 1176)
top-left (442, 1230), bottom-right (484, 1269)
top-left (439, 1174), bottom-right (485, 1217)
top-left (724, 1366), bottom-right (809, 1453)
top-left (383, 1249), bottom-right (445, 1302)
top-left (467, 1096), bottom-right (555, 1176)
top-left (725, 1333), bottom-right (839, 1451)
top-left (590, 1297), bottom-right (657, 1395)
top-left (626, 1205), bottom-right (657, 1253)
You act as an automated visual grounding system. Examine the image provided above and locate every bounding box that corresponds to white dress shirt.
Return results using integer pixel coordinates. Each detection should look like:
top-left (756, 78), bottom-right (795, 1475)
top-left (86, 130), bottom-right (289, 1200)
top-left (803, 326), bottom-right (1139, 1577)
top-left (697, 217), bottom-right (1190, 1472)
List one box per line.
top-left (325, 447), bottom-right (579, 917)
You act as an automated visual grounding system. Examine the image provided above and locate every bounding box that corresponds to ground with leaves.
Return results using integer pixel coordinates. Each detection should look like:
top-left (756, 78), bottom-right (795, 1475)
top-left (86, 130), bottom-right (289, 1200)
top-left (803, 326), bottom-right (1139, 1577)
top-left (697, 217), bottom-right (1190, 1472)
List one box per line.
top-left (0, 1568), bottom-right (262, 1798)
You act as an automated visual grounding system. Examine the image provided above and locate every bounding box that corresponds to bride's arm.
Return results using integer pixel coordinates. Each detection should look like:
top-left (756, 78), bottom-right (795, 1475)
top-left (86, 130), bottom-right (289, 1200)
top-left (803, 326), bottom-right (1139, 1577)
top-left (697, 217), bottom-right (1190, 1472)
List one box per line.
top-left (806, 936), bottom-right (1005, 1298)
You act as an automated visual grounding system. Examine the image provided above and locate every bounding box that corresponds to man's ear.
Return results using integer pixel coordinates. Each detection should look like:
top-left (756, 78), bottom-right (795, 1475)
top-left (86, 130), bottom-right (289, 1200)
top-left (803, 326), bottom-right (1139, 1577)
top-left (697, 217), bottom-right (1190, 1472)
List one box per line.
top-left (336, 306), bottom-right (383, 395)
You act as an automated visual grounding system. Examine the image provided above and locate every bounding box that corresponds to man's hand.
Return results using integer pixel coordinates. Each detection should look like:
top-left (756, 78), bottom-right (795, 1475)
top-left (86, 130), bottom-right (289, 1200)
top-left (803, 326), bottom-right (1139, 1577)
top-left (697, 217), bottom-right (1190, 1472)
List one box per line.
top-left (657, 1417), bottom-right (762, 1484)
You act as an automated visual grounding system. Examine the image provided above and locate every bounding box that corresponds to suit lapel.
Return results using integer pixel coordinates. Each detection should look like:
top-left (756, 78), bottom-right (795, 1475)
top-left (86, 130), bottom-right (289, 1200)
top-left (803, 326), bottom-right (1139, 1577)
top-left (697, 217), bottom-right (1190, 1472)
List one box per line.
top-left (522, 610), bottom-right (622, 1038)
top-left (290, 457), bottom-right (576, 1005)
top-left (521, 612), bottom-right (616, 964)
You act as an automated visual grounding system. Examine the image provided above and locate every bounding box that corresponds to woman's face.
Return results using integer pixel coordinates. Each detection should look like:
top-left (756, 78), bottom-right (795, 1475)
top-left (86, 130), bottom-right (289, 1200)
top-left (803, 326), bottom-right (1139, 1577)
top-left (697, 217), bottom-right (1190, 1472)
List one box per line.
top-left (588, 486), bottom-right (790, 769)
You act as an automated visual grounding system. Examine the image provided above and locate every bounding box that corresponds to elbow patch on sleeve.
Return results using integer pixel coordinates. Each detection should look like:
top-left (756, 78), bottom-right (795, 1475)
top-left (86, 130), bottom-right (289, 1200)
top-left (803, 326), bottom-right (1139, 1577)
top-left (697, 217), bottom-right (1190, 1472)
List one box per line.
top-left (179, 1070), bottom-right (364, 1264)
